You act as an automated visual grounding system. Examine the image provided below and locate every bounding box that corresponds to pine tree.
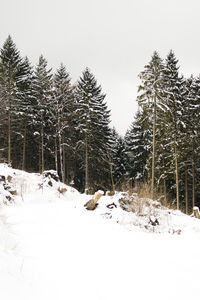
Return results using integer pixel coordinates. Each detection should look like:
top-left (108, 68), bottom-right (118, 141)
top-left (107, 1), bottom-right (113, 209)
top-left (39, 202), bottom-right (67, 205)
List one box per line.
top-left (53, 63), bottom-right (75, 182)
top-left (75, 68), bottom-right (111, 193)
top-left (32, 55), bottom-right (53, 173)
top-left (125, 109), bottom-right (150, 185)
top-left (110, 128), bottom-right (127, 189)
top-left (0, 35), bottom-right (28, 165)
top-left (137, 51), bottom-right (164, 198)
top-left (11, 57), bottom-right (35, 170)
top-left (162, 50), bottom-right (185, 209)
top-left (181, 75), bottom-right (200, 211)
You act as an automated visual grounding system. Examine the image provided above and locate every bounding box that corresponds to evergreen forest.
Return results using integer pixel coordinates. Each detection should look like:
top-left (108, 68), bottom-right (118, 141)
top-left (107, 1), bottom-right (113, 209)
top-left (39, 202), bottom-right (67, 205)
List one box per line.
top-left (0, 36), bottom-right (199, 213)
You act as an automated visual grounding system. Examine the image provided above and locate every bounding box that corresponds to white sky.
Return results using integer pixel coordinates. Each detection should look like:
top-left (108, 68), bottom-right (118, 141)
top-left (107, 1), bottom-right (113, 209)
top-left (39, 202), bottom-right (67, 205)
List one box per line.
top-left (1, 0), bottom-right (200, 135)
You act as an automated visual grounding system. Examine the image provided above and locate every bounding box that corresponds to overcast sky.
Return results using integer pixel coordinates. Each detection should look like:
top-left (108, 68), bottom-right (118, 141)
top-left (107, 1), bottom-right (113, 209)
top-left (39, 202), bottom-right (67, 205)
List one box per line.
top-left (1, 0), bottom-right (200, 135)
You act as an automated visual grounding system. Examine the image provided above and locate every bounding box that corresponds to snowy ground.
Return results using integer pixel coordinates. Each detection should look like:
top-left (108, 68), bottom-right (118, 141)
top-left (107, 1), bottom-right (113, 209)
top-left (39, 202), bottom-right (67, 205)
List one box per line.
top-left (0, 164), bottom-right (200, 300)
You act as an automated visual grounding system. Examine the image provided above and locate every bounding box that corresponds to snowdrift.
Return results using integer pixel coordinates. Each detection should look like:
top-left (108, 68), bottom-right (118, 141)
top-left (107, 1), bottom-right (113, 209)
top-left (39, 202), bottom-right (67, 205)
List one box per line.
top-left (1, 164), bottom-right (200, 300)
top-left (0, 163), bottom-right (200, 237)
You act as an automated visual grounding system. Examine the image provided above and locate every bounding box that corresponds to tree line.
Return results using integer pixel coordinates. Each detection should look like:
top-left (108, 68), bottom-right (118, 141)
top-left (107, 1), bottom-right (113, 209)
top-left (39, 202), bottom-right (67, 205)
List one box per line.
top-left (0, 36), bottom-right (199, 212)
top-left (0, 35), bottom-right (123, 193)
top-left (125, 51), bottom-right (200, 213)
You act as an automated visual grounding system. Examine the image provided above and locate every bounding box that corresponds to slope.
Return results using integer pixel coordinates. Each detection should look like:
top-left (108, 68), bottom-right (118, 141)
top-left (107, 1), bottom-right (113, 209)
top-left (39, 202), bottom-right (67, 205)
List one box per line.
top-left (0, 164), bottom-right (200, 300)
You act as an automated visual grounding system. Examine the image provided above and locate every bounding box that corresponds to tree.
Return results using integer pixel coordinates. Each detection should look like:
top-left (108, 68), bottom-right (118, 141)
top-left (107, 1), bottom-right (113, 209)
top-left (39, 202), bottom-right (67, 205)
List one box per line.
top-left (181, 75), bottom-right (200, 211)
top-left (32, 55), bottom-right (53, 173)
top-left (0, 35), bottom-right (28, 165)
top-left (75, 68), bottom-right (111, 193)
top-left (162, 50), bottom-right (185, 209)
top-left (12, 57), bottom-right (34, 170)
top-left (125, 109), bottom-right (151, 186)
top-left (110, 128), bottom-right (127, 189)
top-left (53, 63), bottom-right (75, 182)
top-left (137, 51), bottom-right (164, 198)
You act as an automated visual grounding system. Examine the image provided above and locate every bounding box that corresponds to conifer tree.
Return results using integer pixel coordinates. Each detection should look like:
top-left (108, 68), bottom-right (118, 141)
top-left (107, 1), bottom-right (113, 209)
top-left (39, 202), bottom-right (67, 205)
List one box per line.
top-left (137, 51), bottom-right (164, 198)
top-left (125, 109), bottom-right (150, 185)
top-left (12, 57), bottom-right (34, 170)
top-left (0, 35), bottom-right (28, 165)
top-left (53, 63), bottom-right (75, 182)
top-left (110, 128), bottom-right (127, 189)
top-left (182, 75), bottom-right (200, 210)
top-left (32, 55), bottom-right (53, 173)
top-left (162, 50), bottom-right (185, 209)
top-left (75, 68), bottom-right (111, 192)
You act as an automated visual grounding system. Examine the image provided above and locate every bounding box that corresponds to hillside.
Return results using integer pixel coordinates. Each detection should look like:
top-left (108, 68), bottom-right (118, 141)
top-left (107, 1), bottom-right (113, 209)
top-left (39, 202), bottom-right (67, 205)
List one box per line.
top-left (0, 163), bottom-right (200, 300)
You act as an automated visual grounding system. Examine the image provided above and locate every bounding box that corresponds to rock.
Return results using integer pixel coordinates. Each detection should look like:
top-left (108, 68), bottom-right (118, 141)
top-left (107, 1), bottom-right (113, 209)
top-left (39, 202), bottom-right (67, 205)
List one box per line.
top-left (149, 216), bottom-right (159, 226)
top-left (7, 175), bottom-right (12, 183)
top-left (5, 195), bottom-right (12, 201)
top-left (43, 170), bottom-right (59, 182)
top-left (107, 202), bottom-right (117, 209)
top-left (192, 206), bottom-right (200, 219)
top-left (9, 189), bottom-right (17, 195)
top-left (106, 191), bottom-right (114, 196)
top-left (48, 180), bottom-right (53, 187)
top-left (103, 213), bottom-right (112, 219)
top-left (3, 182), bottom-right (17, 195)
top-left (0, 175), bottom-right (6, 182)
top-left (58, 187), bottom-right (67, 194)
top-left (119, 196), bottom-right (136, 212)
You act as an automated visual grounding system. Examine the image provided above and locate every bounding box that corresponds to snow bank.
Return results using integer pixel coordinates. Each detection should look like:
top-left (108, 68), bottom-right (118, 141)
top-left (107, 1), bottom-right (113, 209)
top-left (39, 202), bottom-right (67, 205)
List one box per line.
top-left (0, 164), bottom-right (200, 299)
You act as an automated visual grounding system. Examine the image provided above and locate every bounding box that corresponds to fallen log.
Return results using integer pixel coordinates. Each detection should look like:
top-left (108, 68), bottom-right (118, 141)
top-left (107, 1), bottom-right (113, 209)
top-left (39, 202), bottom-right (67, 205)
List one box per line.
top-left (84, 190), bottom-right (104, 210)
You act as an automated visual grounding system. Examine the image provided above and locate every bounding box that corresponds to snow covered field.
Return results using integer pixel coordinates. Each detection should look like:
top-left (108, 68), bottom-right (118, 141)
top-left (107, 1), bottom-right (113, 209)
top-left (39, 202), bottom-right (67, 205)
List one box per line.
top-left (0, 164), bottom-right (200, 300)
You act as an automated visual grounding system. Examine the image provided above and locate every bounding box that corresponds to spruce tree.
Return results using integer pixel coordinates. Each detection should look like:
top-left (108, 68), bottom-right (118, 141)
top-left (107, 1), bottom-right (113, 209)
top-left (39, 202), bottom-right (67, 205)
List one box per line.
top-left (12, 57), bottom-right (34, 170)
top-left (162, 50), bottom-right (185, 209)
top-left (53, 63), bottom-right (75, 182)
top-left (137, 51), bottom-right (164, 198)
top-left (32, 55), bottom-right (53, 173)
top-left (75, 68), bottom-right (111, 193)
top-left (125, 109), bottom-right (150, 185)
top-left (182, 75), bottom-right (200, 210)
top-left (110, 128), bottom-right (127, 190)
top-left (0, 35), bottom-right (28, 165)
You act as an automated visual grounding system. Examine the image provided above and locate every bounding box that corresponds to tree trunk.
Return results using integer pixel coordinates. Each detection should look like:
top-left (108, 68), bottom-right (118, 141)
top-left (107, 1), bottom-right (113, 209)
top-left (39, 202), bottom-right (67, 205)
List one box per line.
top-left (8, 80), bottom-right (11, 165)
top-left (185, 167), bottom-right (188, 215)
top-left (174, 142), bottom-right (179, 210)
top-left (108, 150), bottom-right (115, 195)
top-left (192, 140), bottom-right (195, 208)
top-left (163, 178), bottom-right (167, 206)
top-left (85, 137), bottom-right (89, 193)
top-left (8, 109), bottom-right (11, 165)
top-left (41, 115), bottom-right (44, 173)
top-left (59, 132), bottom-right (64, 183)
top-left (55, 137), bottom-right (58, 172)
top-left (151, 95), bottom-right (156, 199)
top-left (38, 143), bottom-right (41, 173)
top-left (84, 190), bottom-right (104, 210)
top-left (62, 140), bottom-right (66, 183)
top-left (22, 120), bottom-right (27, 171)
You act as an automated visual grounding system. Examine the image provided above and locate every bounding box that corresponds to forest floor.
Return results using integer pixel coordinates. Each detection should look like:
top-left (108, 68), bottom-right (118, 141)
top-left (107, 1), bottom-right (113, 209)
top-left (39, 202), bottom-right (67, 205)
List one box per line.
top-left (0, 164), bottom-right (200, 300)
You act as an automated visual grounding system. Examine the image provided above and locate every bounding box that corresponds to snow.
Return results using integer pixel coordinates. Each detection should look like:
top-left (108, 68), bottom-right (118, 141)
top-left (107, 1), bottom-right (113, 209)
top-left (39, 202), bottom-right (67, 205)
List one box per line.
top-left (0, 164), bottom-right (200, 299)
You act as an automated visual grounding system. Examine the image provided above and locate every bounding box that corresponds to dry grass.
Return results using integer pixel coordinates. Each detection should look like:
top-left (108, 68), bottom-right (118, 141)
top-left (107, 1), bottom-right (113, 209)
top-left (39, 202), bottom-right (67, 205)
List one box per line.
top-left (135, 182), bottom-right (183, 214)
top-left (120, 181), bottom-right (180, 213)
top-left (134, 182), bottom-right (163, 201)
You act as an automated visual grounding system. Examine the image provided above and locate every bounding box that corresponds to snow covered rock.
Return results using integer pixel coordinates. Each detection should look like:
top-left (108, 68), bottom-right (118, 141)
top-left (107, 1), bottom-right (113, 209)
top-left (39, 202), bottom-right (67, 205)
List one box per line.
top-left (43, 170), bottom-right (60, 182)
top-left (192, 206), bottom-right (200, 219)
